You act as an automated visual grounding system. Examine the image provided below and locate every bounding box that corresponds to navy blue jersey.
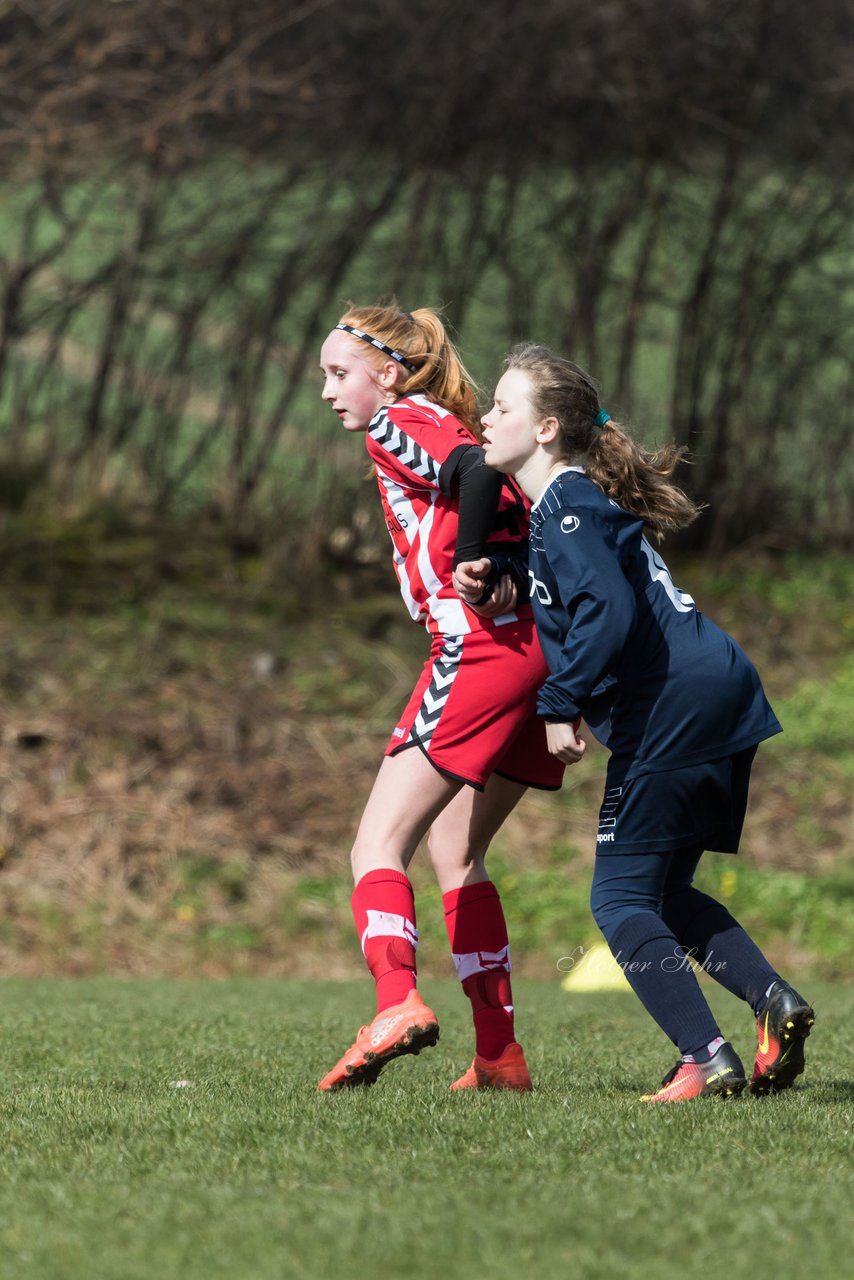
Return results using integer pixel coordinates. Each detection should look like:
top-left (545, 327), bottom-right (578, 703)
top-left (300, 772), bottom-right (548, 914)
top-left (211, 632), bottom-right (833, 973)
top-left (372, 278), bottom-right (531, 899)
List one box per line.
top-left (528, 470), bottom-right (781, 780)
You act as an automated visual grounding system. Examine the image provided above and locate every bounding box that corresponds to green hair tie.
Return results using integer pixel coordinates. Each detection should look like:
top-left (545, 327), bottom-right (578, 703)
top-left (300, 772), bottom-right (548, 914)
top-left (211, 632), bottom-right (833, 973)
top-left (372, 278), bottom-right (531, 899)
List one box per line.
top-left (595, 410), bottom-right (611, 428)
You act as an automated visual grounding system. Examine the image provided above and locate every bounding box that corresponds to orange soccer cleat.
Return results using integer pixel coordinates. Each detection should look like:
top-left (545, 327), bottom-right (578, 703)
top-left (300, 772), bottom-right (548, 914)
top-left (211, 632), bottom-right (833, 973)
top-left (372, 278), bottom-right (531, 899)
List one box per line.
top-left (317, 988), bottom-right (439, 1092)
top-left (640, 1041), bottom-right (746, 1103)
top-left (450, 1041), bottom-right (533, 1092)
top-left (750, 980), bottom-right (815, 1095)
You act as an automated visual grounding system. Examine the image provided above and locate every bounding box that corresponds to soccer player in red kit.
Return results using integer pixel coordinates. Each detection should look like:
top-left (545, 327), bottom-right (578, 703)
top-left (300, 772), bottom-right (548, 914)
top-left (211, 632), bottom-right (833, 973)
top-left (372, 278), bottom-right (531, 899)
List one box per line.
top-left (316, 304), bottom-right (564, 1092)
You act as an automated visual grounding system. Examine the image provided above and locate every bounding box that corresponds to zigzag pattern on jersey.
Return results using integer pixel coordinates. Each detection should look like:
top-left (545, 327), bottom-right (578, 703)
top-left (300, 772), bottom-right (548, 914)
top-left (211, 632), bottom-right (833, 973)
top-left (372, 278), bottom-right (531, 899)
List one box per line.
top-left (411, 635), bottom-right (463, 747)
top-left (369, 406), bottom-right (440, 485)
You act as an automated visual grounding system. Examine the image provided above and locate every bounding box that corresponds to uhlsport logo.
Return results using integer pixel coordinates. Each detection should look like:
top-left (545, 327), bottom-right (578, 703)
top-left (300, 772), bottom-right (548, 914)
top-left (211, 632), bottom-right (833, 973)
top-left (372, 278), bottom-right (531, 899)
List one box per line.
top-left (560, 514), bottom-right (580, 533)
top-left (597, 832), bottom-right (615, 843)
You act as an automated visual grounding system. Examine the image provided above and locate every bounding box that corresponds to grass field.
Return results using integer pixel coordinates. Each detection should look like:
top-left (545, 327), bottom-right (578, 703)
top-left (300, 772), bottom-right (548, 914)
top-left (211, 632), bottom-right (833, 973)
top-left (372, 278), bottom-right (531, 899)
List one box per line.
top-left (0, 978), bottom-right (850, 1280)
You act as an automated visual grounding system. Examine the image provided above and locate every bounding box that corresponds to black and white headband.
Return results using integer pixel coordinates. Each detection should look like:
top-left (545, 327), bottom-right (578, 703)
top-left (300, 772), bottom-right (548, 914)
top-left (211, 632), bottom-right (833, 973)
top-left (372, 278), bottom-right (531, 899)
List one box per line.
top-left (336, 323), bottom-right (418, 373)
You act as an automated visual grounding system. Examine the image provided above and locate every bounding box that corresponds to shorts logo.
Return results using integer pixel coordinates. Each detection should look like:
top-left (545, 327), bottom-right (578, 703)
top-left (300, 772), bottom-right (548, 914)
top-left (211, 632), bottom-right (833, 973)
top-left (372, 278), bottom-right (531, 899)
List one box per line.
top-left (598, 785), bottom-right (621, 838)
top-left (560, 515), bottom-right (580, 534)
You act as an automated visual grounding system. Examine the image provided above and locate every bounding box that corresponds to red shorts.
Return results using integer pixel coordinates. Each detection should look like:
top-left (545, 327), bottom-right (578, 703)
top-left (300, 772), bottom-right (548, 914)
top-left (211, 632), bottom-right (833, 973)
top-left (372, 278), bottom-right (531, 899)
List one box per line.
top-left (386, 619), bottom-right (565, 791)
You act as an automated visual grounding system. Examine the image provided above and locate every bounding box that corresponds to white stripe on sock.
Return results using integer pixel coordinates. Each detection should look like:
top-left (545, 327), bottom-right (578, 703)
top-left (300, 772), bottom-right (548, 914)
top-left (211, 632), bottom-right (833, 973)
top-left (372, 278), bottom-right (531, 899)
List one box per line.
top-left (451, 945), bottom-right (511, 982)
top-left (360, 909), bottom-right (419, 954)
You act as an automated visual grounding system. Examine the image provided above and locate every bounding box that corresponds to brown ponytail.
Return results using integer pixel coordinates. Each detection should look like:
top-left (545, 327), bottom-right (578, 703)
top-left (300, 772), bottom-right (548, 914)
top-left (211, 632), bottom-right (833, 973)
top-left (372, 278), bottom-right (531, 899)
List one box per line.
top-left (504, 343), bottom-right (702, 538)
top-left (338, 302), bottom-right (481, 435)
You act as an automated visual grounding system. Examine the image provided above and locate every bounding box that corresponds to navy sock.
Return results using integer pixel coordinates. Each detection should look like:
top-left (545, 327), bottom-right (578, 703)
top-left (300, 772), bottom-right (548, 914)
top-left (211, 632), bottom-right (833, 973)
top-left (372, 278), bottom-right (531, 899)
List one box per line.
top-left (608, 911), bottom-right (722, 1057)
top-left (660, 887), bottom-right (779, 1016)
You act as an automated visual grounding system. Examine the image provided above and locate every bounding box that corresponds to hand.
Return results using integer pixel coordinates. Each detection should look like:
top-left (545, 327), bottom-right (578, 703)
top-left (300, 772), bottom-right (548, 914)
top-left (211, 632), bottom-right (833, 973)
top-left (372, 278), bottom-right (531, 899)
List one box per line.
top-left (546, 720), bottom-right (586, 765)
top-left (453, 558), bottom-right (492, 603)
top-left (453, 559), bottom-right (518, 617)
top-left (471, 574), bottom-right (518, 618)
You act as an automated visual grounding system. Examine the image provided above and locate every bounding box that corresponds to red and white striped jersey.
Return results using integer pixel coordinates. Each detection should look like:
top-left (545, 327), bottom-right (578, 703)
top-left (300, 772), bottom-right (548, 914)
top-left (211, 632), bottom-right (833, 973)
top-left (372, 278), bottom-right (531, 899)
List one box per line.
top-left (366, 394), bottom-right (532, 636)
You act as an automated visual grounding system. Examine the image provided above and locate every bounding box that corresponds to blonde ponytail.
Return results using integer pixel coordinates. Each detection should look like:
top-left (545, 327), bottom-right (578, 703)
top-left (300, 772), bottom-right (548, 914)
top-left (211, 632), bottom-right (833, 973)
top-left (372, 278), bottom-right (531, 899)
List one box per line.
top-left (338, 302), bottom-right (481, 434)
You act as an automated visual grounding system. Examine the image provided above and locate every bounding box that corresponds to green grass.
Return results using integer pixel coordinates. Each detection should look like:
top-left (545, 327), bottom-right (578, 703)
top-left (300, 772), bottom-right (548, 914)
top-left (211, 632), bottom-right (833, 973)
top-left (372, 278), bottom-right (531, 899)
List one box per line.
top-left (0, 978), bottom-right (850, 1280)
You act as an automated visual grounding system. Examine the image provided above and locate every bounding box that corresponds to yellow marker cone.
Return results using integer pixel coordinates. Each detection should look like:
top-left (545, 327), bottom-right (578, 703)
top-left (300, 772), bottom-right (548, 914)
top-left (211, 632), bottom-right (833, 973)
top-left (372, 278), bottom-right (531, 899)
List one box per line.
top-left (560, 943), bottom-right (631, 992)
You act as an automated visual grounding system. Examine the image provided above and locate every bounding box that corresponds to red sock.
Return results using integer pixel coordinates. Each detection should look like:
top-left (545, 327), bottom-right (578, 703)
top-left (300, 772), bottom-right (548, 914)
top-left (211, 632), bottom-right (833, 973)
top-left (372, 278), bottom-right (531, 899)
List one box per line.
top-left (351, 869), bottom-right (418, 1014)
top-left (443, 881), bottom-right (515, 1060)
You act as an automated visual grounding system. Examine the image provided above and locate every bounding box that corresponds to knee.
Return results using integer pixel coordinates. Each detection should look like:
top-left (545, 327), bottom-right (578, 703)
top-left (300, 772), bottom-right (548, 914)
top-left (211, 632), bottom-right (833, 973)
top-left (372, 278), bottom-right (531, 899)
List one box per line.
top-left (590, 882), bottom-right (622, 942)
top-left (427, 817), bottom-right (470, 864)
top-left (350, 842), bottom-right (405, 884)
top-left (428, 830), bottom-right (478, 872)
top-left (659, 882), bottom-right (692, 926)
top-left (590, 877), bottom-right (659, 946)
top-left (427, 830), bottom-right (486, 892)
top-left (660, 883), bottom-right (721, 934)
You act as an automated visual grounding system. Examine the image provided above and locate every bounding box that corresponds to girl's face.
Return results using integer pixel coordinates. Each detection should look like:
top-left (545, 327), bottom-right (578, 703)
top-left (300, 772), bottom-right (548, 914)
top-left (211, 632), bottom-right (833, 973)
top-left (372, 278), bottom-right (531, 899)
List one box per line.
top-left (481, 368), bottom-right (542, 475)
top-left (319, 329), bottom-right (397, 433)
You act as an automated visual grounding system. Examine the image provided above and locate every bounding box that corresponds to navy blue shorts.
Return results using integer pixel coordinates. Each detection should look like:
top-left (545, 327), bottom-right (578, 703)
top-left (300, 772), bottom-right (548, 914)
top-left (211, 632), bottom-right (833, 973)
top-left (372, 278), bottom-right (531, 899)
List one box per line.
top-left (595, 745), bottom-right (758, 856)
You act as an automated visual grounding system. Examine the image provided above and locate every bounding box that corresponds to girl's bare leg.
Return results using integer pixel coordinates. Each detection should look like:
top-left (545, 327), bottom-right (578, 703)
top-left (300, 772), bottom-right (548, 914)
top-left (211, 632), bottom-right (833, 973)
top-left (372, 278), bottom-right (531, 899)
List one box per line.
top-left (427, 773), bottom-right (527, 891)
top-left (349, 747), bottom-right (462, 880)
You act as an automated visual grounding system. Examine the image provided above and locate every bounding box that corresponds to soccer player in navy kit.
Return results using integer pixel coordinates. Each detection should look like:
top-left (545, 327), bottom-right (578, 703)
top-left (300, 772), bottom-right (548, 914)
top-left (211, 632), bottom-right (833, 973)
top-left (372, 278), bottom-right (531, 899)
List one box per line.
top-left (456, 342), bottom-right (815, 1102)
top-left (316, 308), bottom-right (564, 1093)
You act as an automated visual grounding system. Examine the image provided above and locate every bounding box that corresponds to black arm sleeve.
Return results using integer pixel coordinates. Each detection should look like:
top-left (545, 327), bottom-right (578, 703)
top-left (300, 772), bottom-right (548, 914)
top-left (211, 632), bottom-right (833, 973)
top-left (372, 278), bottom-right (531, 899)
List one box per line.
top-left (438, 444), bottom-right (505, 568)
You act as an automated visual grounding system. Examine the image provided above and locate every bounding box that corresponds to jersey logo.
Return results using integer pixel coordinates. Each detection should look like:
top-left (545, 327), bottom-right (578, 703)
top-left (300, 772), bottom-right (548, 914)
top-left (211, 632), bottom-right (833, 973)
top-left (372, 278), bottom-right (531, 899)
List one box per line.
top-left (640, 538), bottom-right (695, 613)
top-left (560, 514), bottom-right (580, 534)
top-left (527, 570), bottom-right (552, 606)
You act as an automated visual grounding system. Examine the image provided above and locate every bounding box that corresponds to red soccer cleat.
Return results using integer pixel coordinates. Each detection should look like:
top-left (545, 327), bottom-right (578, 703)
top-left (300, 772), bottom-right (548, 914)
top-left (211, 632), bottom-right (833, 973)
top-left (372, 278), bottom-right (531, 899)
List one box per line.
top-left (317, 989), bottom-right (439, 1092)
top-left (450, 1041), bottom-right (533, 1092)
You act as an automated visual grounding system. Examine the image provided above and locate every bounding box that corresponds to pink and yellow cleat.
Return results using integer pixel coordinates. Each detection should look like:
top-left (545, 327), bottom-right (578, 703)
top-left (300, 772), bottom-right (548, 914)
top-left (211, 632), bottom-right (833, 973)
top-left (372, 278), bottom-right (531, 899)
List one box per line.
top-left (317, 988), bottom-right (439, 1092)
top-left (640, 1041), bottom-right (746, 1103)
top-left (450, 1041), bottom-right (533, 1092)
